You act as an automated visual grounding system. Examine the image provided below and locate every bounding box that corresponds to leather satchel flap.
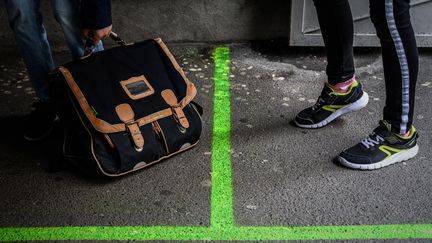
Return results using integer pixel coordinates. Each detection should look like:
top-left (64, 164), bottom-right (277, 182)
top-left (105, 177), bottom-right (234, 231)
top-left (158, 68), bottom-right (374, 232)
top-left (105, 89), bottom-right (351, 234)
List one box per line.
top-left (115, 103), bottom-right (135, 123)
top-left (59, 38), bottom-right (197, 134)
top-left (161, 89), bottom-right (178, 106)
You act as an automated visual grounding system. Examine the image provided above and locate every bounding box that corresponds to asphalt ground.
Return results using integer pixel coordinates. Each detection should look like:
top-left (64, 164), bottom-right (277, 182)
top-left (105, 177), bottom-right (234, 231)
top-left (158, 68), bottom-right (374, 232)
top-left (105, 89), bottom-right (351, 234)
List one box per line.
top-left (0, 42), bottom-right (431, 242)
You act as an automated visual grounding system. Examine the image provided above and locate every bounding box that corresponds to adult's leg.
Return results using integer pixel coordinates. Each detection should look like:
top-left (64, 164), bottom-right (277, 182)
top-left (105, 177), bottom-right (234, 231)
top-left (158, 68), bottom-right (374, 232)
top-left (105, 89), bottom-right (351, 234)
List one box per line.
top-left (312, 0), bottom-right (355, 85)
top-left (5, 0), bottom-right (54, 102)
top-left (50, 0), bottom-right (83, 59)
top-left (50, 0), bottom-right (103, 60)
top-left (370, 0), bottom-right (418, 134)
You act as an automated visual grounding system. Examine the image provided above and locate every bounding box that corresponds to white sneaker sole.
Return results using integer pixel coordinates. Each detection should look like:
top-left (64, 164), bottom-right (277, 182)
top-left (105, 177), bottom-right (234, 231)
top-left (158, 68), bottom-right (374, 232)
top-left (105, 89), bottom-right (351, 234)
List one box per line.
top-left (338, 144), bottom-right (419, 170)
top-left (295, 92), bottom-right (369, 129)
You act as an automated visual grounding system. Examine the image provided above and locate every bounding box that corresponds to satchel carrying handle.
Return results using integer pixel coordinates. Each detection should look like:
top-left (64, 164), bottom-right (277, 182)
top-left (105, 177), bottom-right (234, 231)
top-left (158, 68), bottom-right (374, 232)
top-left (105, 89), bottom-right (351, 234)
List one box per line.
top-left (83, 31), bottom-right (129, 56)
top-left (109, 31), bottom-right (129, 47)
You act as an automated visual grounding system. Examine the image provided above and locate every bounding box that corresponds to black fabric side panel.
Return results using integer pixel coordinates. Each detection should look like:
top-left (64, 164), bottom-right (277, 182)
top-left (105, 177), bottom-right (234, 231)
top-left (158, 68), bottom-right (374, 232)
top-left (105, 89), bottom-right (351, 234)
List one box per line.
top-left (70, 95), bottom-right (121, 175)
top-left (190, 101), bottom-right (204, 116)
top-left (50, 71), bottom-right (114, 177)
top-left (92, 133), bottom-right (121, 174)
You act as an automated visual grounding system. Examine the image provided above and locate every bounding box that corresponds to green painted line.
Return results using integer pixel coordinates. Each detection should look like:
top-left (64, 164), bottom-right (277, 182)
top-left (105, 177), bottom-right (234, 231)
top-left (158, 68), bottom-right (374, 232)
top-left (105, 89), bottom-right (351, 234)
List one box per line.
top-left (1, 225), bottom-right (432, 241)
top-left (210, 47), bottom-right (234, 229)
top-left (1, 47), bottom-right (432, 241)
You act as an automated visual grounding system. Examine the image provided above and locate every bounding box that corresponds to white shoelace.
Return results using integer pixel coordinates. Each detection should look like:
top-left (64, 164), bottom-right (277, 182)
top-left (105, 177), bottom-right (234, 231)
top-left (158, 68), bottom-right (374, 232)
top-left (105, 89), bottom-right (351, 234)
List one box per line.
top-left (361, 134), bottom-right (385, 149)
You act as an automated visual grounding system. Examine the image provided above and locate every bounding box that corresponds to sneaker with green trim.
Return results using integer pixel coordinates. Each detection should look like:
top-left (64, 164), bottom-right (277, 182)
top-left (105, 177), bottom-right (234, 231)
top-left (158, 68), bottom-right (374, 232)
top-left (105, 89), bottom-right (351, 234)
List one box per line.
top-left (294, 80), bottom-right (369, 129)
top-left (338, 121), bottom-right (419, 170)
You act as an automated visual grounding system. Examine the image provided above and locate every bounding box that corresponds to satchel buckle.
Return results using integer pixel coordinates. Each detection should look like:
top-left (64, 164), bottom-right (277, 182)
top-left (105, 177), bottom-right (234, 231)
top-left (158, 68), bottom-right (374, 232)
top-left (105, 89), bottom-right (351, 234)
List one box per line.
top-left (125, 121), bottom-right (144, 152)
top-left (115, 103), bottom-right (144, 152)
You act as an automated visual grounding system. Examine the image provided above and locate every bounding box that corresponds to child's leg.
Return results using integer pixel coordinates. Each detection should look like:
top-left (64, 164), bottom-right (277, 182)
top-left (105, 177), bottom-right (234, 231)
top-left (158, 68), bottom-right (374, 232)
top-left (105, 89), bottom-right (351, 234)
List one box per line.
top-left (336, 0), bottom-right (419, 170)
top-left (313, 0), bottom-right (355, 85)
top-left (294, 0), bottom-right (369, 129)
top-left (370, 0), bottom-right (418, 135)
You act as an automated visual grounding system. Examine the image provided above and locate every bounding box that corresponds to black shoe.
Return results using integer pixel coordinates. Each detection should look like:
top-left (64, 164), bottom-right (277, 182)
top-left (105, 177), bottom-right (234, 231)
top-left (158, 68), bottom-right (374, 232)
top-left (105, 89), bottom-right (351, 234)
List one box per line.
top-left (338, 121), bottom-right (419, 170)
top-left (23, 101), bottom-right (57, 142)
top-left (294, 80), bottom-right (368, 129)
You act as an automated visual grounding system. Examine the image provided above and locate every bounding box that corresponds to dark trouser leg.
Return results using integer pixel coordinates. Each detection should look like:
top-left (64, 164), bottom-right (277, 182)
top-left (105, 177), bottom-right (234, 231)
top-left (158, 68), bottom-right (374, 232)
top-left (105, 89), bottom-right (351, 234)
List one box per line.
top-left (5, 0), bottom-right (55, 102)
top-left (312, 0), bottom-right (355, 85)
top-left (370, 0), bottom-right (418, 134)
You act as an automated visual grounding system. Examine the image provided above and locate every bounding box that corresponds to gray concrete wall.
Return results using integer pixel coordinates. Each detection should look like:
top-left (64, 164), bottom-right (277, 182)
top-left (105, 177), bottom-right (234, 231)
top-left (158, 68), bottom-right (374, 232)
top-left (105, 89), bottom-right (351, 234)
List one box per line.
top-left (0, 0), bottom-right (291, 49)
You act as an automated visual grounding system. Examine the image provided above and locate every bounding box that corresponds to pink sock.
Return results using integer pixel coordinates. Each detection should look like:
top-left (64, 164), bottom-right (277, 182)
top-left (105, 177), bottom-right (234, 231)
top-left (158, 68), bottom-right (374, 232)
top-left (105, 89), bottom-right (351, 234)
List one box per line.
top-left (399, 130), bottom-right (412, 139)
top-left (330, 76), bottom-right (355, 93)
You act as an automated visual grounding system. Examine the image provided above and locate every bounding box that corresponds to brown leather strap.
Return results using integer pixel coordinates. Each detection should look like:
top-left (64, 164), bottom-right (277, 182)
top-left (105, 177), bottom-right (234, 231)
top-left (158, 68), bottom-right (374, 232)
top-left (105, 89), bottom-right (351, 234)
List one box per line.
top-left (161, 89), bottom-right (190, 129)
top-left (173, 106), bottom-right (189, 129)
top-left (115, 103), bottom-right (144, 151)
top-left (137, 108), bottom-right (172, 126)
top-left (126, 123), bottom-right (144, 151)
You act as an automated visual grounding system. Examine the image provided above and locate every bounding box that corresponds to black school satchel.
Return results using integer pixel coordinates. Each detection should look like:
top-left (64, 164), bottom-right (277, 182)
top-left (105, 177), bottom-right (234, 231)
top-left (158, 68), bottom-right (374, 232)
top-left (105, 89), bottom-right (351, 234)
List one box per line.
top-left (50, 33), bottom-right (203, 177)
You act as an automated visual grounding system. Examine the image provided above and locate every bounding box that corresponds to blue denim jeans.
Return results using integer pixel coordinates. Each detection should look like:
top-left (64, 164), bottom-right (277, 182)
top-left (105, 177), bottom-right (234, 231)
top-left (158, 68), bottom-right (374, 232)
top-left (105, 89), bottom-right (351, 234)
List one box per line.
top-left (5, 0), bottom-right (103, 102)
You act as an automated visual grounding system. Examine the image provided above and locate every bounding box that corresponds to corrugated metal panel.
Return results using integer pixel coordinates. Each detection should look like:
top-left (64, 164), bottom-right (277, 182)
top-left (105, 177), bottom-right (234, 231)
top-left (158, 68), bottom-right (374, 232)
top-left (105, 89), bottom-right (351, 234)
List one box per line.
top-left (290, 0), bottom-right (432, 47)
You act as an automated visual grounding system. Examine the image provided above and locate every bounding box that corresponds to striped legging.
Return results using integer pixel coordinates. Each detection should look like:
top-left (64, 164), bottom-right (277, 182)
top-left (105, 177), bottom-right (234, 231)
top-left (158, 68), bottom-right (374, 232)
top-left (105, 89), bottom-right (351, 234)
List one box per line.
top-left (313, 0), bottom-right (418, 134)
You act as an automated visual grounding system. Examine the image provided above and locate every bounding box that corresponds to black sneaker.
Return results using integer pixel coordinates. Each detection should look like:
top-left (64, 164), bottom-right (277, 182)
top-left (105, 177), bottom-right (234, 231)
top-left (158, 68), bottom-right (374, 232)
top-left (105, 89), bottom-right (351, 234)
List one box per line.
top-left (23, 101), bottom-right (57, 141)
top-left (338, 121), bottom-right (419, 170)
top-left (295, 80), bottom-right (369, 128)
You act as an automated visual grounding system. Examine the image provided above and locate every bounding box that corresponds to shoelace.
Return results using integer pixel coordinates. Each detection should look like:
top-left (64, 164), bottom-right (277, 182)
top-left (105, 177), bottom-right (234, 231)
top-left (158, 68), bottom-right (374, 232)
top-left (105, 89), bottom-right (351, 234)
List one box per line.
top-left (312, 97), bottom-right (326, 111)
top-left (361, 134), bottom-right (385, 149)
